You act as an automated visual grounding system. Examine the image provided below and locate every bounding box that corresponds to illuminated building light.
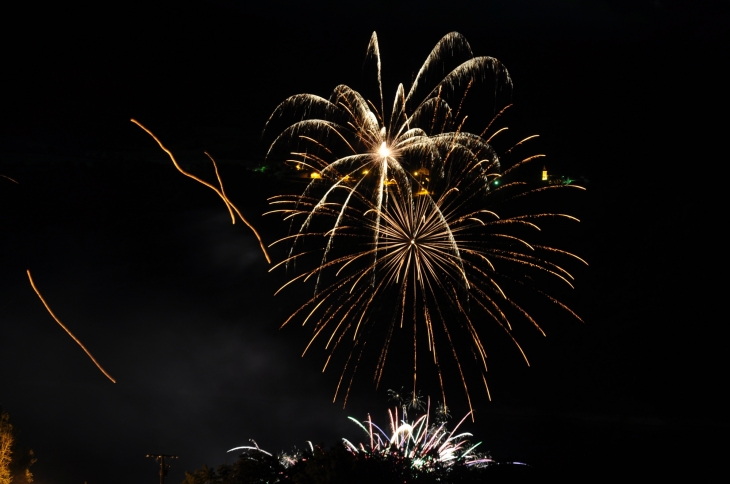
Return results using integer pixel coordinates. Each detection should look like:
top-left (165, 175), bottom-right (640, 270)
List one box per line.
top-left (413, 167), bottom-right (430, 177)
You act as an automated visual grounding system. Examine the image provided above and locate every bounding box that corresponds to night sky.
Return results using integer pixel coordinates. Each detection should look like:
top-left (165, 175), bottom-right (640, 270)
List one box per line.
top-left (1, 1), bottom-right (728, 483)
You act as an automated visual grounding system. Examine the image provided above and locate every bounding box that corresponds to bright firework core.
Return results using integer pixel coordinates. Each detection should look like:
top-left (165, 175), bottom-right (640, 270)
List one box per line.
top-left (378, 141), bottom-right (391, 158)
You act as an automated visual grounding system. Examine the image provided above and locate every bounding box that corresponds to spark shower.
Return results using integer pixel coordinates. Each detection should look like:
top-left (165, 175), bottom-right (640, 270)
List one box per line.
top-left (265, 32), bottom-right (586, 411)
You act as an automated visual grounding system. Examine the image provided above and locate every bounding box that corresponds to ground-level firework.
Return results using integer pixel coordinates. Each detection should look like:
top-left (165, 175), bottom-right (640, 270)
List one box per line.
top-left (344, 404), bottom-right (494, 469)
top-left (222, 402), bottom-right (525, 483)
top-left (265, 32), bottom-right (586, 410)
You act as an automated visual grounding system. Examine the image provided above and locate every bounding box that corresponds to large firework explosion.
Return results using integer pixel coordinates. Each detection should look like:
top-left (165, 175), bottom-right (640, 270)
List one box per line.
top-left (264, 32), bottom-right (586, 411)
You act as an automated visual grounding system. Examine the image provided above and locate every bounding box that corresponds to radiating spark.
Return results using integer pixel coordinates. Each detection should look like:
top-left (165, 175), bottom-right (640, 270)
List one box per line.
top-left (227, 439), bottom-right (273, 457)
top-left (131, 119), bottom-right (271, 263)
top-left (265, 32), bottom-right (585, 405)
top-left (27, 270), bottom-right (116, 383)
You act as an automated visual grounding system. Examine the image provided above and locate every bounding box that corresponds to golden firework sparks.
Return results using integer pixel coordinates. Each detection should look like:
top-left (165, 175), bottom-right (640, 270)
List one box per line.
top-left (265, 32), bottom-right (586, 411)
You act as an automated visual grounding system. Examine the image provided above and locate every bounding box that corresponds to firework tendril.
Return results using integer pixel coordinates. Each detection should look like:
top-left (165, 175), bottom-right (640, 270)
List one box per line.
top-left (265, 32), bottom-right (586, 412)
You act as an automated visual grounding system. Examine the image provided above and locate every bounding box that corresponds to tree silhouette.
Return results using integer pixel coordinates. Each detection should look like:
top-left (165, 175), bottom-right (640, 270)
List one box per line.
top-left (0, 410), bottom-right (12, 484)
top-left (0, 408), bottom-right (35, 484)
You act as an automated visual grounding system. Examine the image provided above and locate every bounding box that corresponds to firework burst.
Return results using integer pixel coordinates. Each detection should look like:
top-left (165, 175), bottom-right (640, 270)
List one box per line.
top-left (226, 404), bottom-right (506, 480)
top-left (344, 403), bottom-right (494, 470)
top-left (265, 32), bottom-right (586, 410)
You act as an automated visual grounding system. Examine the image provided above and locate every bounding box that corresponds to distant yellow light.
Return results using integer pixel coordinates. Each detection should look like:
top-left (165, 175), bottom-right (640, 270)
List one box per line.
top-left (362, 169), bottom-right (369, 175)
top-left (310, 172), bottom-right (321, 179)
top-left (413, 167), bottom-right (429, 176)
top-left (378, 142), bottom-right (391, 158)
top-left (542, 166), bottom-right (548, 181)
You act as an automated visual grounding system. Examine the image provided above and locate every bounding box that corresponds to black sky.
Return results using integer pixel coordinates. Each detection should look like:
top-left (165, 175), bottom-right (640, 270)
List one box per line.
top-left (1, 1), bottom-right (729, 483)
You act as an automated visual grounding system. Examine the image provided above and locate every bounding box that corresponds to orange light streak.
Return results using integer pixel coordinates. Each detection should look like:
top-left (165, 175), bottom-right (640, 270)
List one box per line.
top-left (131, 119), bottom-right (271, 263)
top-left (27, 270), bottom-right (116, 384)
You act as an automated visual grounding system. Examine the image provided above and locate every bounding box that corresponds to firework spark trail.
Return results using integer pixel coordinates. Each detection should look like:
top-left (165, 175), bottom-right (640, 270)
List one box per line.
top-left (131, 119), bottom-right (271, 263)
top-left (266, 32), bottom-right (586, 406)
top-left (26, 270), bottom-right (116, 383)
